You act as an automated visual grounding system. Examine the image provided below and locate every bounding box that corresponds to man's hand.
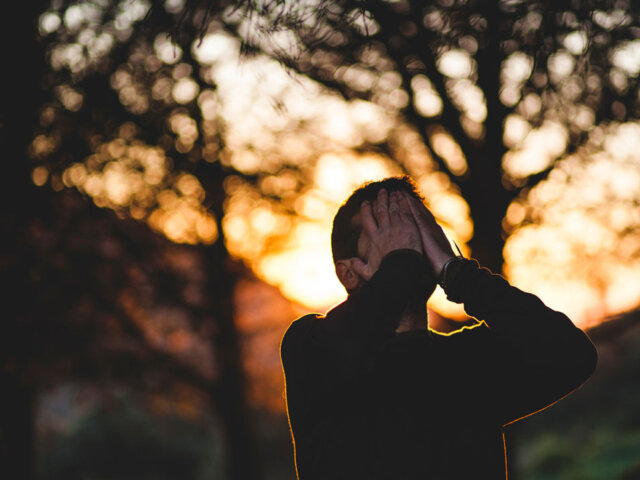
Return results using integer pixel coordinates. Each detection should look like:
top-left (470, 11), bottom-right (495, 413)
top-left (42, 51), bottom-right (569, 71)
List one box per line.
top-left (350, 189), bottom-right (422, 281)
top-left (402, 191), bottom-right (456, 278)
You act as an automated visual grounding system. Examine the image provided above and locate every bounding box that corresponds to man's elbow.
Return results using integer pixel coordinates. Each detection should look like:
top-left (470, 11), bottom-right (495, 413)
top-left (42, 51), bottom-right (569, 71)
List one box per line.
top-left (552, 327), bottom-right (598, 391)
top-left (583, 338), bottom-right (598, 379)
top-left (572, 333), bottom-right (598, 386)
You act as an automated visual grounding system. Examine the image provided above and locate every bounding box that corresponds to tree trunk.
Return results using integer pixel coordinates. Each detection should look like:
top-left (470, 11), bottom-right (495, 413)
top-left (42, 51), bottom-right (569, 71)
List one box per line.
top-left (0, 2), bottom-right (48, 478)
top-left (0, 373), bottom-right (36, 480)
top-left (465, 6), bottom-right (522, 479)
top-left (206, 253), bottom-right (264, 480)
top-left (461, 1), bottom-right (513, 275)
top-left (198, 162), bottom-right (265, 480)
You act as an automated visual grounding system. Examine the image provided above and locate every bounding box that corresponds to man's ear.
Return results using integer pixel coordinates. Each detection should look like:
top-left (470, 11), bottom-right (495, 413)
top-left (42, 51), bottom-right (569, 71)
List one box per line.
top-left (335, 260), bottom-right (361, 292)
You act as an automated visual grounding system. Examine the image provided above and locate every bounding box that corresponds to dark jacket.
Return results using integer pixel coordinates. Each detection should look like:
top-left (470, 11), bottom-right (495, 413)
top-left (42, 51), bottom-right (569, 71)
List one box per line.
top-left (281, 250), bottom-right (597, 479)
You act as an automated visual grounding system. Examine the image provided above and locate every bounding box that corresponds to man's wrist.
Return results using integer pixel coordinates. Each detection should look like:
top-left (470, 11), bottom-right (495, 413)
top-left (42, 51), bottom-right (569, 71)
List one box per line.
top-left (437, 255), bottom-right (466, 290)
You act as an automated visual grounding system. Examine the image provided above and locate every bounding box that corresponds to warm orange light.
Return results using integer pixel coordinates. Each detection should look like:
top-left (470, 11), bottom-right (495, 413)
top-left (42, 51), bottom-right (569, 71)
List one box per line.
top-left (504, 121), bottom-right (640, 328)
top-left (64, 135), bottom-right (218, 245)
top-left (222, 150), bottom-right (472, 321)
top-left (32, 166), bottom-right (49, 187)
top-left (428, 126), bottom-right (468, 176)
top-left (257, 225), bottom-right (346, 310)
top-left (502, 120), bottom-right (568, 181)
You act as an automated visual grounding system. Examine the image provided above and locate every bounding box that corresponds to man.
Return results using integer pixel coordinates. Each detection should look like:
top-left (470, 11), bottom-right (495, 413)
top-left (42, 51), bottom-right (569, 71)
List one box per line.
top-left (281, 176), bottom-right (597, 480)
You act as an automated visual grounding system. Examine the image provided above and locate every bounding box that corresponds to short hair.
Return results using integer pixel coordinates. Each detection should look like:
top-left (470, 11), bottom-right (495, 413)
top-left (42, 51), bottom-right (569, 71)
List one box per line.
top-left (331, 175), bottom-right (425, 263)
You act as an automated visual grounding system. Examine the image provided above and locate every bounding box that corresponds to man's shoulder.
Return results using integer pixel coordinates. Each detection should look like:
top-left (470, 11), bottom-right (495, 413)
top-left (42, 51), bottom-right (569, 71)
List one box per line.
top-left (280, 313), bottom-right (321, 356)
top-left (284, 313), bottom-right (319, 337)
top-left (282, 300), bottom-right (349, 344)
top-left (281, 301), bottom-right (352, 368)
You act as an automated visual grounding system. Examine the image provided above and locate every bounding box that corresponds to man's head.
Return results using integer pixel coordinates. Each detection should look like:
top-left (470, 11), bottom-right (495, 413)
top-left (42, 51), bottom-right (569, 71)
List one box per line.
top-left (331, 176), bottom-right (425, 292)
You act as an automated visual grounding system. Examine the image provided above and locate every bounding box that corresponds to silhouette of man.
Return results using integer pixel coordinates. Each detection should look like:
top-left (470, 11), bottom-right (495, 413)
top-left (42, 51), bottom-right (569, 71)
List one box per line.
top-left (281, 176), bottom-right (597, 480)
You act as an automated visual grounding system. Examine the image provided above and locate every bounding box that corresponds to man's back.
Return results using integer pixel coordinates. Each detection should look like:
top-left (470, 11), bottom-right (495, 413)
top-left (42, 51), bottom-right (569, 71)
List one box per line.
top-left (281, 252), bottom-right (597, 480)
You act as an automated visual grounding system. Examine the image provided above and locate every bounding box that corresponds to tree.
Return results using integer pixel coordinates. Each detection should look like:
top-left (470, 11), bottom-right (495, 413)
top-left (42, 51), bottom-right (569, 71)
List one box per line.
top-left (1, 2), bottom-right (264, 479)
top-left (167, 0), bottom-right (640, 274)
top-left (1, 3), bottom-right (58, 477)
top-left (3, 0), bottom-right (346, 477)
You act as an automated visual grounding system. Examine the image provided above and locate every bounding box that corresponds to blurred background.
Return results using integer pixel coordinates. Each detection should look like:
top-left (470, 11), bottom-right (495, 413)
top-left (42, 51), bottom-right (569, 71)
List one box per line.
top-left (2, 0), bottom-right (640, 479)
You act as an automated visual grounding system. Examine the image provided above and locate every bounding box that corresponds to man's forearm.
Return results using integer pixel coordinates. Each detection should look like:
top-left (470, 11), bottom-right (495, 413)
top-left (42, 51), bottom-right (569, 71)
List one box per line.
top-left (439, 258), bottom-right (597, 424)
top-left (441, 258), bottom-right (597, 371)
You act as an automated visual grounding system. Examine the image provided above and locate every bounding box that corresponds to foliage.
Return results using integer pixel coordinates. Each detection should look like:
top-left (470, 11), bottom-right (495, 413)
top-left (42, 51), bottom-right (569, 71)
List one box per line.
top-left (38, 389), bottom-right (221, 480)
top-left (510, 311), bottom-right (640, 479)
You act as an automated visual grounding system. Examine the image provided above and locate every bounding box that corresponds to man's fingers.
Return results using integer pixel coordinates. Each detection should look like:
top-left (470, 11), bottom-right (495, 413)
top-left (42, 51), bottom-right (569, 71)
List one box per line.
top-left (390, 191), bottom-right (414, 226)
top-left (373, 188), bottom-right (390, 228)
top-left (396, 191), bottom-right (414, 222)
top-left (405, 193), bottom-right (441, 240)
top-left (405, 193), bottom-right (425, 226)
top-left (388, 191), bottom-right (401, 216)
top-left (350, 257), bottom-right (372, 282)
top-left (406, 193), bottom-right (435, 226)
top-left (360, 201), bottom-right (378, 234)
top-left (404, 192), bottom-right (456, 263)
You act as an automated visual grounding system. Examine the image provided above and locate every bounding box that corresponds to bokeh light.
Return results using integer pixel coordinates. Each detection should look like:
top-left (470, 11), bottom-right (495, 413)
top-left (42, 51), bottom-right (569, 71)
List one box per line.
top-left (57, 124), bottom-right (217, 245)
top-left (505, 121), bottom-right (640, 328)
top-left (34, 0), bottom-right (640, 333)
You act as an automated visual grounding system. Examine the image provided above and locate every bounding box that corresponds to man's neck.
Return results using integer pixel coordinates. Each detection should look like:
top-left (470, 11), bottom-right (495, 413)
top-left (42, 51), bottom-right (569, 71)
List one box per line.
top-left (395, 303), bottom-right (428, 333)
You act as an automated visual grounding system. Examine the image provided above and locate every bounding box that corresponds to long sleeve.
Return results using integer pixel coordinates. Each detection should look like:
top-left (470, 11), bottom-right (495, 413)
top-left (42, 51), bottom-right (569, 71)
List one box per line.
top-left (442, 259), bottom-right (598, 425)
top-left (281, 249), bottom-right (430, 398)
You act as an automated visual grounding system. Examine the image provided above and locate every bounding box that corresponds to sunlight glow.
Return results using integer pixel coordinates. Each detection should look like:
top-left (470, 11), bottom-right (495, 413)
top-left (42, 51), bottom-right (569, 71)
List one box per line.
top-left (155, 34), bottom-right (182, 64)
top-left (505, 121), bottom-right (640, 327)
top-left (446, 79), bottom-right (487, 125)
top-left (172, 78), bottom-right (199, 104)
top-left (257, 223), bottom-right (345, 310)
top-left (192, 33), bottom-right (238, 65)
top-left (411, 75), bottom-right (443, 117)
top-left (428, 126), bottom-right (468, 176)
top-left (564, 31), bottom-right (588, 55)
top-left (32, 166), bottom-right (49, 187)
top-left (63, 131), bottom-right (217, 245)
top-left (223, 146), bottom-right (472, 320)
top-left (501, 52), bottom-right (533, 106)
top-left (592, 9), bottom-right (632, 30)
top-left (224, 152), bottom-right (401, 310)
top-left (502, 120), bottom-right (568, 181)
top-left (39, 12), bottom-right (61, 35)
top-left (314, 153), bottom-right (392, 200)
top-left (547, 51), bottom-right (575, 82)
top-left (438, 49), bottom-right (474, 79)
top-left (503, 52), bottom-right (534, 84)
top-left (503, 114), bottom-right (531, 148)
top-left (611, 40), bottom-right (640, 76)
